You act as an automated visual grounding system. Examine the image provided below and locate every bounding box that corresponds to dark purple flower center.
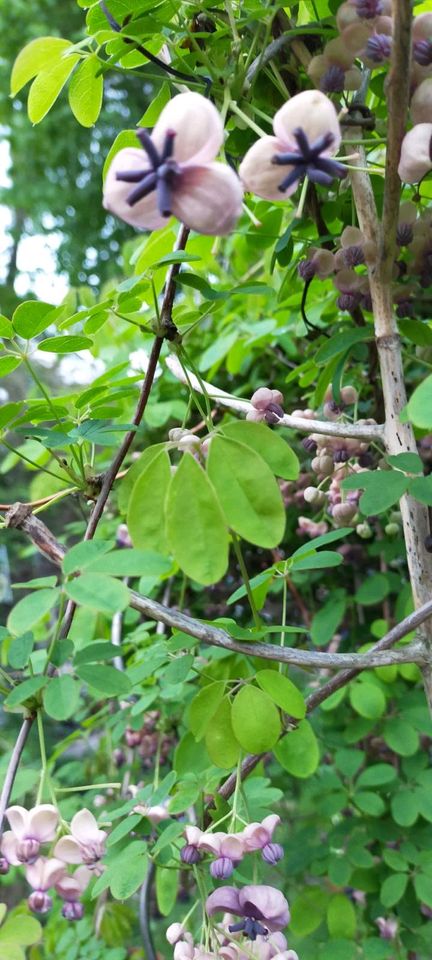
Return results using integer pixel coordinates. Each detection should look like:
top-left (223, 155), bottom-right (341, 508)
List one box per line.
top-left (365, 33), bottom-right (392, 63)
top-left (116, 129), bottom-right (180, 217)
top-left (229, 918), bottom-right (269, 941)
top-left (272, 128), bottom-right (347, 191)
top-left (413, 39), bottom-right (432, 66)
top-left (353, 0), bottom-right (383, 18)
top-left (343, 244), bottom-right (365, 267)
top-left (396, 223), bottom-right (414, 246)
top-left (320, 65), bottom-right (346, 93)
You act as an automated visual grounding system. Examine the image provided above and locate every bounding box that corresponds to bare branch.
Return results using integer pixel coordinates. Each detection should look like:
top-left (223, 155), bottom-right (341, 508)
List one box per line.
top-left (165, 355), bottom-right (384, 441)
top-left (0, 717), bottom-right (34, 840)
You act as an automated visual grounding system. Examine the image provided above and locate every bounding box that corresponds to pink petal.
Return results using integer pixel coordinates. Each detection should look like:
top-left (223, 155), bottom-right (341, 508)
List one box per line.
top-left (240, 137), bottom-right (297, 202)
top-left (103, 147), bottom-right (167, 231)
top-left (28, 804), bottom-right (59, 842)
top-left (239, 885), bottom-right (290, 931)
top-left (413, 12), bottom-right (432, 41)
top-left (0, 831), bottom-right (21, 866)
top-left (198, 832), bottom-right (224, 855)
top-left (220, 835), bottom-right (245, 860)
top-left (273, 91), bottom-right (341, 155)
top-left (184, 825), bottom-right (203, 846)
top-left (5, 805), bottom-right (28, 838)
top-left (70, 809), bottom-right (99, 843)
top-left (54, 836), bottom-right (83, 864)
top-left (172, 163), bottom-right (243, 235)
top-left (411, 79), bottom-right (432, 125)
top-left (398, 124), bottom-right (432, 183)
top-left (341, 226), bottom-right (363, 247)
top-left (206, 886), bottom-right (242, 917)
top-left (152, 92), bottom-right (224, 165)
top-left (241, 823), bottom-right (269, 851)
top-left (26, 856), bottom-right (66, 891)
top-left (261, 814), bottom-right (281, 838)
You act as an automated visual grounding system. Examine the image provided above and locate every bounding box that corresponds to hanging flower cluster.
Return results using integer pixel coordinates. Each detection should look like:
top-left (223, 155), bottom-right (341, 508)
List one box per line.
top-left (0, 805), bottom-right (108, 920)
top-left (180, 815), bottom-right (284, 879)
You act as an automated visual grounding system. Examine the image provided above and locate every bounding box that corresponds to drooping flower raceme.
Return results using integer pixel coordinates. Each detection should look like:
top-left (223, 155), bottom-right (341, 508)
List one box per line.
top-left (54, 809), bottom-right (107, 872)
top-left (55, 865), bottom-right (92, 921)
top-left (206, 884), bottom-right (290, 937)
top-left (25, 857), bottom-right (66, 915)
top-left (239, 91), bottom-right (346, 202)
top-left (104, 92), bottom-right (243, 236)
top-left (240, 815), bottom-right (284, 865)
top-left (2, 804), bottom-right (59, 865)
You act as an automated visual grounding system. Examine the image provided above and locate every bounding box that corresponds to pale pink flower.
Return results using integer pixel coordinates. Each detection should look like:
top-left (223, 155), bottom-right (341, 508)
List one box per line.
top-left (239, 91), bottom-right (345, 202)
top-left (2, 804), bottom-right (59, 864)
top-left (166, 923), bottom-right (190, 945)
top-left (104, 92), bottom-right (243, 235)
top-left (134, 802), bottom-right (169, 824)
top-left (55, 865), bottom-right (92, 902)
top-left (206, 884), bottom-right (290, 934)
top-left (398, 124), bottom-right (432, 183)
top-left (375, 917), bottom-right (398, 940)
top-left (54, 809), bottom-right (107, 870)
top-left (297, 517), bottom-right (329, 538)
top-left (247, 388), bottom-right (284, 424)
top-left (241, 815), bottom-right (283, 864)
top-left (25, 856), bottom-right (66, 915)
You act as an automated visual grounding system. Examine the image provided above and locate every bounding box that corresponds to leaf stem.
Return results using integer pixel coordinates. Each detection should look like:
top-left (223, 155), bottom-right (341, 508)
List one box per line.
top-left (231, 533), bottom-right (261, 629)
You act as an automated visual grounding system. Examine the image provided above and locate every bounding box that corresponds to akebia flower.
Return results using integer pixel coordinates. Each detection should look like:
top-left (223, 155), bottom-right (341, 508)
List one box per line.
top-left (398, 123), bottom-right (432, 183)
top-left (55, 865), bottom-right (91, 921)
top-left (2, 804), bottom-right (59, 865)
top-left (54, 809), bottom-right (107, 871)
top-left (247, 388), bottom-right (285, 424)
top-left (104, 92), bottom-right (243, 235)
top-left (206, 884), bottom-right (290, 936)
top-left (26, 857), bottom-right (66, 915)
top-left (199, 832), bottom-right (246, 878)
top-left (241, 815), bottom-right (284, 864)
top-left (239, 91), bottom-right (346, 201)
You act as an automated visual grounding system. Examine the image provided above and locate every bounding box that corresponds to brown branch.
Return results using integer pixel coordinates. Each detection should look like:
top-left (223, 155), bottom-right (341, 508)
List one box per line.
top-left (0, 717), bottom-right (34, 840)
top-left (4, 505), bottom-right (66, 567)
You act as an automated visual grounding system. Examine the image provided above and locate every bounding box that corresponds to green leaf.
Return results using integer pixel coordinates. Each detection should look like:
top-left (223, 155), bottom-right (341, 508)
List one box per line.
top-left (139, 81), bottom-right (170, 126)
top-left (274, 720), bottom-right (320, 778)
top-left (74, 641), bottom-right (120, 664)
top-left (7, 588), bottom-right (60, 635)
top-left (0, 316), bottom-right (13, 337)
top-left (292, 528), bottom-right (354, 557)
top-left (43, 676), bottom-right (81, 720)
top-left (390, 789), bottom-right (419, 827)
top-left (383, 718), bottom-right (419, 756)
top-left (327, 894), bottom-right (356, 939)
top-left (255, 670), bottom-right (306, 719)
top-left (68, 54), bottom-right (104, 126)
top-left (65, 574), bottom-right (130, 615)
top-left (221, 420), bottom-right (299, 480)
top-left (409, 476), bottom-right (432, 506)
top-left (0, 357), bottom-right (22, 377)
top-left (291, 550), bottom-right (343, 571)
top-left (357, 764), bottom-right (397, 787)
top-left (231, 685), bottom-right (281, 753)
top-left (11, 37), bottom-right (73, 94)
top-left (350, 682), bottom-right (386, 719)
top-left (127, 450), bottom-right (171, 554)
top-left (108, 842), bottom-right (148, 900)
top-left (63, 540), bottom-right (114, 575)
top-left (407, 374), bottom-right (432, 428)
top-left (311, 596), bottom-right (346, 647)
top-left (386, 453), bottom-right (423, 473)
top-left (205, 697), bottom-right (240, 768)
top-left (290, 887), bottom-right (328, 937)
top-left (12, 300), bottom-right (56, 338)
top-left (77, 664), bottom-right (132, 696)
top-left (414, 872), bottom-right (432, 909)
top-left (355, 574), bottom-right (389, 606)
top-left (354, 791), bottom-right (385, 816)
top-left (5, 675), bottom-right (47, 708)
top-left (166, 453), bottom-right (229, 585)
top-left (0, 913), bottom-right (42, 946)
top-left (189, 682), bottom-right (226, 740)
top-left (118, 443), bottom-right (167, 514)
top-left (207, 437), bottom-right (285, 548)
top-left (37, 335), bottom-right (93, 353)
top-left (28, 52), bottom-right (80, 124)
top-left (156, 866), bottom-right (179, 916)
top-left (399, 318), bottom-right (432, 346)
top-left (380, 873), bottom-right (409, 907)
top-left (342, 470), bottom-right (409, 515)
top-left (85, 548), bottom-right (171, 578)
top-left (315, 327), bottom-right (372, 364)
top-left (103, 129), bottom-right (141, 181)
top-left (8, 632), bottom-right (34, 669)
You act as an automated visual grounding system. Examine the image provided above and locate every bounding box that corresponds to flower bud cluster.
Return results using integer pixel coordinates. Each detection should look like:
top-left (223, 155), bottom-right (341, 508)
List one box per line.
top-left (247, 388), bottom-right (285, 425)
top-left (0, 805), bottom-right (108, 920)
top-left (180, 815), bottom-right (284, 878)
top-left (124, 711), bottom-right (174, 767)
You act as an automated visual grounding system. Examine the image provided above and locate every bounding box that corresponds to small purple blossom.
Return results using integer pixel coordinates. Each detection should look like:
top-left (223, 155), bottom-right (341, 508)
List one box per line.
top-left (353, 0), bottom-right (383, 18)
top-left (28, 891), bottom-right (52, 915)
top-left (62, 901), bottom-right (85, 921)
top-left (320, 65), bottom-right (346, 92)
top-left (262, 843), bottom-right (284, 865)
top-left (210, 857), bottom-right (236, 879)
top-left (365, 33), bottom-right (392, 62)
top-left (272, 128), bottom-right (347, 191)
top-left (206, 884), bottom-right (290, 935)
top-left (181, 844), bottom-right (202, 865)
top-left (396, 223), bottom-right (414, 246)
top-left (413, 39), bottom-right (432, 66)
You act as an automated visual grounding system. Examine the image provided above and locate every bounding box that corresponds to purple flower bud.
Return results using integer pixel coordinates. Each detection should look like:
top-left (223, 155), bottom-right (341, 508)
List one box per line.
top-left (343, 245), bottom-right (365, 267)
top-left (320, 65), bottom-right (346, 93)
top-left (337, 293), bottom-right (360, 312)
top-left (413, 39), bottom-right (432, 66)
top-left (62, 901), bottom-right (84, 921)
top-left (262, 843), bottom-right (284, 865)
top-left (17, 838), bottom-right (40, 864)
top-left (302, 437), bottom-right (318, 452)
top-left (333, 448), bottom-right (350, 463)
top-left (28, 891), bottom-right (52, 915)
top-left (298, 259), bottom-right (316, 281)
top-left (353, 0), bottom-right (383, 17)
top-left (0, 857), bottom-right (9, 875)
top-left (210, 857), bottom-right (235, 879)
top-left (181, 844), bottom-right (202, 865)
top-left (396, 223), bottom-right (414, 246)
top-left (264, 403), bottom-right (284, 424)
top-left (365, 34), bottom-right (392, 63)
top-left (358, 451), bottom-right (374, 467)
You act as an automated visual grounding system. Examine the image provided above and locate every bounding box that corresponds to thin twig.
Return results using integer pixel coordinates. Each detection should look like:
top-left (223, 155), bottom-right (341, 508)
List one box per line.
top-left (165, 355), bottom-right (384, 441)
top-left (139, 862), bottom-right (157, 960)
top-left (0, 717), bottom-right (34, 839)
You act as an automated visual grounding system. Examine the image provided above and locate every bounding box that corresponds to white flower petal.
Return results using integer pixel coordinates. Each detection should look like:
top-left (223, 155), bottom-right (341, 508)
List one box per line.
top-left (103, 147), bottom-right (167, 231)
top-left (273, 90), bottom-right (341, 154)
top-left (54, 836), bottom-right (83, 864)
top-left (240, 136), bottom-right (298, 201)
top-left (26, 856), bottom-right (66, 891)
top-left (398, 124), bottom-right (432, 183)
top-left (411, 78), bottom-right (432, 125)
top-left (70, 808), bottom-right (99, 843)
top-left (5, 805), bottom-right (28, 838)
top-left (172, 163), bottom-right (243, 235)
top-left (28, 804), bottom-right (59, 842)
top-left (1, 831), bottom-right (21, 865)
top-left (152, 92), bottom-right (224, 165)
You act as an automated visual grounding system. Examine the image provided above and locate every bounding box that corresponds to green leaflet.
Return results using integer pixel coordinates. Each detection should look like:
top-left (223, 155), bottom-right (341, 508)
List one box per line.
top-left (127, 449), bottom-right (171, 554)
top-left (166, 453), bottom-right (229, 585)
